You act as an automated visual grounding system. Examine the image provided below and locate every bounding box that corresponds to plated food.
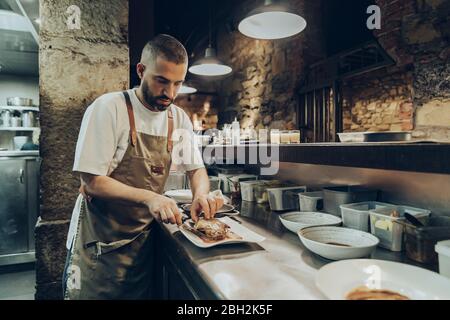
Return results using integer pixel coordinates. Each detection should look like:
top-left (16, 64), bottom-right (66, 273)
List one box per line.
top-left (186, 218), bottom-right (242, 242)
top-left (316, 259), bottom-right (450, 300)
top-left (179, 217), bottom-right (265, 248)
top-left (345, 286), bottom-right (409, 300)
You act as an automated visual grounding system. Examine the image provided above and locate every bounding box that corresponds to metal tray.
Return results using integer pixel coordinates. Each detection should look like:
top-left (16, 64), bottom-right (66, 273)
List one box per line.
top-left (338, 131), bottom-right (412, 142)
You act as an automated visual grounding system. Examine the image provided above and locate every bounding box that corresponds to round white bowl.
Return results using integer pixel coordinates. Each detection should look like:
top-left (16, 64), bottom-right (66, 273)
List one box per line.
top-left (279, 211), bottom-right (342, 233)
top-left (298, 226), bottom-right (379, 260)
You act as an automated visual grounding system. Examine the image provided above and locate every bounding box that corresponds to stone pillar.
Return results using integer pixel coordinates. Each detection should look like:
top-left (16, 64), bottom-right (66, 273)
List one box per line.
top-left (37, 0), bottom-right (129, 299)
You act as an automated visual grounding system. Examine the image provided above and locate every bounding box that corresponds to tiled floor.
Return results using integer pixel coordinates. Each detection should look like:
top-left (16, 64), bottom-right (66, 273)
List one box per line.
top-left (0, 263), bottom-right (35, 300)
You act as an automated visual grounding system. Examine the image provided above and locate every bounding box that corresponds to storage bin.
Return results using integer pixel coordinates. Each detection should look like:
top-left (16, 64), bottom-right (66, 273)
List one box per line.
top-left (323, 186), bottom-right (378, 217)
top-left (369, 205), bottom-right (431, 252)
top-left (240, 180), bottom-right (268, 202)
top-left (299, 191), bottom-right (323, 212)
top-left (340, 201), bottom-right (395, 232)
top-left (403, 216), bottom-right (450, 264)
top-left (435, 240), bottom-right (450, 279)
top-left (253, 180), bottom-right (285, 204)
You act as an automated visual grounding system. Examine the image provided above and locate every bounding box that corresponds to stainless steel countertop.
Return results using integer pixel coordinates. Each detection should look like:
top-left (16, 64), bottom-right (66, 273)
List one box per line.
top-left (162, 201), bottom-right (437, 300)
top-left (0, 150), bottom-right (39, 157)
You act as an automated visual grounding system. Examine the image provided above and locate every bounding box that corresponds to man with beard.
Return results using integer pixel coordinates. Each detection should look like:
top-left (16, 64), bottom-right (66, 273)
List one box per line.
top-left (63, 34), bottom-right (223, 299)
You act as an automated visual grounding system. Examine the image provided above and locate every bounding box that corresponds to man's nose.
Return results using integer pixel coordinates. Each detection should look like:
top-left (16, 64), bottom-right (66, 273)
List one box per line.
top-left (163, 84), bottom-right (176, 99)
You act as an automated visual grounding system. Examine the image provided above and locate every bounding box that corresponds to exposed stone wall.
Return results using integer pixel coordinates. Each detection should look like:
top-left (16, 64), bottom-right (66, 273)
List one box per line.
top-left (175, 94), bottom-right (219, 130)
top-left (217, 0), bottom-right (326, 130)
top-left (344, 0), bottom-right (450, 140)
top-left (37, 0), bottom-right (129, 299)
top-left (342, 69), bottom-right (415, 132)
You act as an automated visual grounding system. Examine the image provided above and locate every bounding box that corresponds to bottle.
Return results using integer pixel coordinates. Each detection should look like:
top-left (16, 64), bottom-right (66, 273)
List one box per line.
top-left (231, 117), bottom-right (240, 145)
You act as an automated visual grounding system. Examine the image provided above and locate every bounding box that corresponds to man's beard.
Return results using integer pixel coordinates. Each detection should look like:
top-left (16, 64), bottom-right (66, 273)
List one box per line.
top-left (141, 79), bottom-right (174, 111)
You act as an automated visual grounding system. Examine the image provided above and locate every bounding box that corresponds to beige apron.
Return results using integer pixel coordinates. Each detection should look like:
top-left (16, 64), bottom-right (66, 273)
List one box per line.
top-left (64, 91), bottom-right (174, 299)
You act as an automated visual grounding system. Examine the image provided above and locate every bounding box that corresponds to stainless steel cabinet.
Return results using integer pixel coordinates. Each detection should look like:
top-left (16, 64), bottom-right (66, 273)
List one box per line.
top-left (0, 155), bottom-right (40, 265)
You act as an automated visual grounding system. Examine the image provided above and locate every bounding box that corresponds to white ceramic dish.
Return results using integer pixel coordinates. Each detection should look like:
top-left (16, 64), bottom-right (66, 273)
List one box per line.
top-left (298, 226), bottom-right (379, 260)
top-left (316, 259), bottom-right (450, 300)
top-left (279, 211), bottom-right (341, 233)
top-left (164, 189), bottom-right (193, 203)
top-left (179, 217), bottom-right (265, 248)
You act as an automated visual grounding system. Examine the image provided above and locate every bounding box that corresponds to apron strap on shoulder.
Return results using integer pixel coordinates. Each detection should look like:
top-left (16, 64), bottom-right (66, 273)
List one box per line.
top-left (122, 91), bottom-right (137, 147)
top-left (167, 107), bottom-right (174, 153)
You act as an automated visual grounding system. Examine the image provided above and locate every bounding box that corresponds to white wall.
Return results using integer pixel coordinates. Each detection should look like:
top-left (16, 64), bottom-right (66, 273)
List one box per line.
top-left (0, 74), bottom-right (39, 106)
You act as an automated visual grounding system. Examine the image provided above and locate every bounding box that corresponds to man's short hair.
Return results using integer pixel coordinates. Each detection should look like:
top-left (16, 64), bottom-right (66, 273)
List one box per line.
top-left (141, 34), bottom-right (188, 65)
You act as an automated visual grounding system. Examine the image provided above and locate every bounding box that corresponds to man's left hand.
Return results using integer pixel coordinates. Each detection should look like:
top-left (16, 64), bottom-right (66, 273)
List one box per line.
top-left (190, 194), bottom-right (224, 222)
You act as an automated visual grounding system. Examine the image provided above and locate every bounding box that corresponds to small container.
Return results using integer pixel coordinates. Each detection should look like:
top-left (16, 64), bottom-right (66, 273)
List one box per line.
top-left (1, 110), bottom-right (11, 127)
top-left (280, 130), bottom-right (290, 144)
top-left (369, 205), bottom-right (431, 252)
top-left (267, 186), bottom-right (307, 211)
top-left (11, 116), bottom-right (22, 127)
top-left (289, 130), bottom-right (300, 144)
top-left (254, 180), bottom-right (284, 204)
top-left (240, 180), bottom-right (268, 202)
top-left (323, 186), bottom-right (379, 217)
top-left (435, 240), bottom-right (450, 279)
top-left (13, 136), bottom-right (31, 150)
top-left (299, 191), bottom-right (323, 212)
top-left (340, 201), bottom-right (396, 232)
top-left (403, 216), bottom-right (450, 264)
top-left (270, 129), bottom-right (280, 144)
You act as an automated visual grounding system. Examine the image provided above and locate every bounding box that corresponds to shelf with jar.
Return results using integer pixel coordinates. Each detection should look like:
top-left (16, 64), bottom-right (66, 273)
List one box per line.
top-left (0, 107), bottom-right (40, 131)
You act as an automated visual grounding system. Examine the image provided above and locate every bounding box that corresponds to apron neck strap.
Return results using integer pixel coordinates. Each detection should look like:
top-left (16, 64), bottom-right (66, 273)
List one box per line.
top-left (167, 107), bottom-right (173, 153)
top-left (122, 91), bottom-right (137, 147)
top-left (123, 90), bottom-right (173, 152)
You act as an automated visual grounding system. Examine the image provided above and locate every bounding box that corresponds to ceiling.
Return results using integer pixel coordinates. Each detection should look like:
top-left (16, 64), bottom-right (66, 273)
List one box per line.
top-left (0, 0), bottom-right (39, 77)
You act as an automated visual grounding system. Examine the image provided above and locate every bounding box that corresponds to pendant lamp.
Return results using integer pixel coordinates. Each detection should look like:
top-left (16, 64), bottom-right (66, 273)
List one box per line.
top-left (188, 2), bottom-right (232, 76)
top-left (238, 0), bottom-right (307, 40)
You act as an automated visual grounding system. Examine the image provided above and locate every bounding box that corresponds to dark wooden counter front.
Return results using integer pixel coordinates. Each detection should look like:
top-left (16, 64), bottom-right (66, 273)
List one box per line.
top-left (203, 142), bottom-right (450, 174)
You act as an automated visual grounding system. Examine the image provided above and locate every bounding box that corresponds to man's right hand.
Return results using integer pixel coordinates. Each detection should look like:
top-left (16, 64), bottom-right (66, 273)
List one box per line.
top-left (144, 194), bottom-right (182, 225)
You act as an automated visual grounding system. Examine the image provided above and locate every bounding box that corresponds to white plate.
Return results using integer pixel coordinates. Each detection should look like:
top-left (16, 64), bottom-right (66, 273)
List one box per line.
top-left (316, 259), bottom-right (450, 300)
top-left (165, 189), bottom-right (192, 203)
top-left (179, 217), bottom-right (265, 248)
top-left (298, 226), bottom-right (379, 260)
top-left (279, 211), bottom-right (341, 233)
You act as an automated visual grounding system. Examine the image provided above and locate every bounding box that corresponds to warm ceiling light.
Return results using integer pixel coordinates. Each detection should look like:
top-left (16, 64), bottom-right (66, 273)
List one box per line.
top-left (178, 84), bottom-right (197, 94)
top-left (238, 0), bottom-right (307, 40)
top-left (188, 47), bottom-right (232, 76)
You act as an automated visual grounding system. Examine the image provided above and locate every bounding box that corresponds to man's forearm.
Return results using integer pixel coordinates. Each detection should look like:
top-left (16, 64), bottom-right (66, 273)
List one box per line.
top-left (187, 168), bottom-right (210, 198)
top-left (80, 173), bottom-right (157, 206)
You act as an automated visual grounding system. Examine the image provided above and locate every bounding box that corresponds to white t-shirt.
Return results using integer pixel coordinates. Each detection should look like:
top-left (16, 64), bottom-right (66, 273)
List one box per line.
top-left (67, 89), bottom-right (204, 250)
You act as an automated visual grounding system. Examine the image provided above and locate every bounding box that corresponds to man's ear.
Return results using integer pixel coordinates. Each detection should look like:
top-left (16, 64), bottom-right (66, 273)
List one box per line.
top-left (136, 63), bottom-right (145, 80)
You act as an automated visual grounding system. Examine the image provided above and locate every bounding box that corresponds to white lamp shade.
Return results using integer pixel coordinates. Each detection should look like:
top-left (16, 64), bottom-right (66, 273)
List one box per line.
top-left (189, 63), bottom-right (232, 76)
top-left (238, 8), bottom-right (307, 40)
top-left (189, 47), bottom-right (232, 76)
top-left (178, 84), bottom-right (197, 94)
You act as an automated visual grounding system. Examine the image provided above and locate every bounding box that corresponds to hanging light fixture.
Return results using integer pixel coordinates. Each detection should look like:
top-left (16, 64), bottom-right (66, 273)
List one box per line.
top-left (178, 83), bottom-right (197, 94)
top-left (188, 2), bottom-right (232, 76)
top-left (238, 0), bottom-right (307, 40)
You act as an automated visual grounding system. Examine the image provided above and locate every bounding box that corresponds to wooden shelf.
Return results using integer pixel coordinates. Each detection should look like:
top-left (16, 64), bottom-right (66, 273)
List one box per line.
top-left (203, 142), bottom-right (450, 174)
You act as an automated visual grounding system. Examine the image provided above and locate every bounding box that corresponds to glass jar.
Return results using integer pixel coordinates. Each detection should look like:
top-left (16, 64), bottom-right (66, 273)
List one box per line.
top-left (289, 130), bottom-right (301, 144)
top-left (280, 130), bottom-right (290, 144)
top-left (270, 129), bottom-right (280, 144)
